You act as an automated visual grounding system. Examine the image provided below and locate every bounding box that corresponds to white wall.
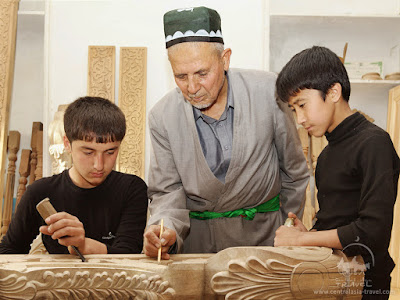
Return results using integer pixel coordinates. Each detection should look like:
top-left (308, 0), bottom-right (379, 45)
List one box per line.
top-left (9, 12), bottom-right (44, 200)
top-left (45, 0), bottom-right (266, 181)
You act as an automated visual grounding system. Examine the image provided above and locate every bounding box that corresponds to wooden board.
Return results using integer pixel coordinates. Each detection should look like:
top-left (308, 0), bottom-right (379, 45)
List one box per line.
top-left (116, 47), bottom-right (147, 179)
top-left (87, 46), bottom-right (115, 102)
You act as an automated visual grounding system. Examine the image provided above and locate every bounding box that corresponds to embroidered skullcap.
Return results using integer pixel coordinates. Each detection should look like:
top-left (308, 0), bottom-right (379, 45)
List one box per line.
top-left (163, 6), bottom-right (224, 49)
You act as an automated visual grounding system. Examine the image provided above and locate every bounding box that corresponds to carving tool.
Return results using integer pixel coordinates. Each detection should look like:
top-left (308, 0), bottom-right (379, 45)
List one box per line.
top-left (158, 218), bottom-right (164, 263)
top-left (284, 217), bottom-right (294, 227)
top-left (36, 197), bottom-right (86, 262)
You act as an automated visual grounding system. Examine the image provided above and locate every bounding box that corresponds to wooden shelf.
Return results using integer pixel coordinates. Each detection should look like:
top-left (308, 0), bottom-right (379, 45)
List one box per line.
top-left (17, 11), bottom-right (45, 16)
top-left (350, 79), bottom-right (400, 87)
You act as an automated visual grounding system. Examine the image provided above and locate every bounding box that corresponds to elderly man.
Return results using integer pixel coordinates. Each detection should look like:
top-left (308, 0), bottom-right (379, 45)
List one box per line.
top-left (144, 6), bottom-right (309, 258)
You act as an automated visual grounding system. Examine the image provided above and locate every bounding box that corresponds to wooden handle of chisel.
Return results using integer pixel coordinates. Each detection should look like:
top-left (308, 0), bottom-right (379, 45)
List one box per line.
top-left (36, 197), bottom-right (57, 220)
top-left (35, 197), bottom-right (87, 262)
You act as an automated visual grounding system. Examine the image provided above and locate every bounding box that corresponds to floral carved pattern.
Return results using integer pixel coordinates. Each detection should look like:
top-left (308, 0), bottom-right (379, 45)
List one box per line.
top-left (0, 270), bottom-right (175, 300)
top-left (211, 249), bottom-right (364, 299)
top-left (87, 46), bottom-right (115, 102)
top-left (117, 47), bottom-right (147, 178)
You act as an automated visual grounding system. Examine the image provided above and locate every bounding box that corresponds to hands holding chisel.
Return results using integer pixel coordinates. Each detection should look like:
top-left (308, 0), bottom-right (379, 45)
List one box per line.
top-left (39, 212), bottom-right (107, 255)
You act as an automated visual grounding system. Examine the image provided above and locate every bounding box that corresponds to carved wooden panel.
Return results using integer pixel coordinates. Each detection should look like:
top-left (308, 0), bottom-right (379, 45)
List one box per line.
top-left (0, 0), bottom-right (20, 234)
top-left (0, 247), bottom-right (363, 299)
top-left (387, 85), bottom-right (400, 293)
top-left (87, 46), bottom-right (115, 102)
top-left (117, 47), bottom-right (147, 178)
top-left (1, 130), bottom-right (20, 238)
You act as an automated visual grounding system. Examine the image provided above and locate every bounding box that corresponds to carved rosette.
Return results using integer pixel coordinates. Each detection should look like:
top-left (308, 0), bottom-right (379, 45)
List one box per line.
top-left (0, 268), bottom-right (175, 299)
top-left (117, 47), bottom-right (147, 178)
top-left (87, 46), bottom-right (115, 102)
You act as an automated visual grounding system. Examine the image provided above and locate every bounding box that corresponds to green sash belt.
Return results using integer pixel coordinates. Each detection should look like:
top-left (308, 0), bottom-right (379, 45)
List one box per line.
top-left (189, 194), bottom-right (280, 221)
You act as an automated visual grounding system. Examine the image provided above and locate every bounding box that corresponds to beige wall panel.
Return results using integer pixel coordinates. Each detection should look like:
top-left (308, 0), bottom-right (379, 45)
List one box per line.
top-left (117, 47), bottom-right (147, 179)
top-left (0, 0), bottom-right (19, 228)
top-left (87, 46), bottom-right (115, 102)
top-left (387, 85), bottom-right (400, 293)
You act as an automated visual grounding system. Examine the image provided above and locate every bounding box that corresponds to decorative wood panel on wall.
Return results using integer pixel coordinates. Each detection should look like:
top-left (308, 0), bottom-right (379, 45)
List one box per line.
top-left (87, 46), bottom-right (115, 102)
top-left (117, 47), bottom-right (147, 179)
top-left (387, 85), bottom-right (400, 292)
top-left (0, 0), bottom-right (19, 229)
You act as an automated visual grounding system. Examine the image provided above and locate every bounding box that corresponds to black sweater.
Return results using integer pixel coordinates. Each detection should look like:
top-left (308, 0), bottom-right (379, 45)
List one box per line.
top-left (0, 170), bottom-right (148, 254)
top-left (314, 112), bottom-right (400, 278)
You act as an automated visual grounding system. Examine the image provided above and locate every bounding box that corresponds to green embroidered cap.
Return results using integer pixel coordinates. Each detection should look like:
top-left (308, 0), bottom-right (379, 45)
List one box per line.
top-left (164, 6), bottom-right (224, 49)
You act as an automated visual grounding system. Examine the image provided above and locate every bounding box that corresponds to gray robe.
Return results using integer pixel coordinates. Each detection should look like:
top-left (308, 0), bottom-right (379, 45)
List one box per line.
top-left (148, 68), bottom-right (309, 253)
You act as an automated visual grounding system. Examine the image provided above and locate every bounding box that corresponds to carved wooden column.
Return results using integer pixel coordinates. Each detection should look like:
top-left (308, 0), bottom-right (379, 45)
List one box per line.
top-left (34, 129), bottom-right (43, 181)
top-left (117, 47), bottom-right (147, 178)
top-left (387, 85), bottom-right (400, 294)
top-left (0, 0), bottom-right (20, 234)
top-left (16, 149), bottom-right (31, 208)
top-left (1, 130), bottom-right (20, 238)
top-left (29, 122), bottom-right (43, 184)
top-left (87, 45), bottom-right (115, 102)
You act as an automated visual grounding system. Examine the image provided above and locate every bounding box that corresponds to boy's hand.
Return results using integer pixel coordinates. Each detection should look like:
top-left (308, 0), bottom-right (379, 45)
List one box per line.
top-left (143, 224), bottom-right (176, 260)
top-left (274, 212), bottom-right (308, 246)
top-left (274, 225), bottom-right (305, 246)
top-left (39, 212), bottom-right (86, 250)
top-left (287, 212), bottom-right (308, 232)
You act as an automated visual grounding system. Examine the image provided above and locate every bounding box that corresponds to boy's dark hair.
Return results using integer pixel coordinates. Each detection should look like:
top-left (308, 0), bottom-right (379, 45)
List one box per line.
top-left (276, 46), bottom-right (351, 103)
top-left (64, 96), bottom-right (126, 143)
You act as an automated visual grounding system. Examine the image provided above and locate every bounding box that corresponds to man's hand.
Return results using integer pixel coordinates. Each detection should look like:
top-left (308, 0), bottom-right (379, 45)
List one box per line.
top-left (143, 224), bottom-right (176, 260)
top-left (39, 212), bottom-right (86, 250)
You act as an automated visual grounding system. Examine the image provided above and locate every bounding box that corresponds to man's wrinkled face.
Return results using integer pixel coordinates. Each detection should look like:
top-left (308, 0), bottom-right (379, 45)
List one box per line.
top-left (168, 42), bottom-right (230, 110)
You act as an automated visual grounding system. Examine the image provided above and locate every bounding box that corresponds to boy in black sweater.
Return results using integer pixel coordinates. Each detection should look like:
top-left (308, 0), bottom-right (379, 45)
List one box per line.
top-left (274, 46), bottom-right (400, 299)
top-left (0, 96), bottom-right (148, 255)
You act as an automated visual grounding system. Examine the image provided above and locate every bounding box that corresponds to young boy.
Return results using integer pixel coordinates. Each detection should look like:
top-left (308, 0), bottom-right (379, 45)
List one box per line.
top-left (274, 46), bottom-right (400, 299)
top-left (0, 96), bottom-right (148, 255)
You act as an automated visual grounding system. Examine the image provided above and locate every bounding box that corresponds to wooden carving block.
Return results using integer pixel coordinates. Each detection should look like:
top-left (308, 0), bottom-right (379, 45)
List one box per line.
top-left (0, 247), bottom-right (364, 299)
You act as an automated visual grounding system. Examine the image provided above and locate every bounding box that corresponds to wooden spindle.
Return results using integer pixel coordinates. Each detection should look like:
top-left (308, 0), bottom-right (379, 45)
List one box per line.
top-left (34, 130), bottom-right (43, 181)
top-left (1, 131), bottom-right (21, 237)
top-left (29, 122), bottom-right (43, 184)
top-left (16, 149), bottom-right (31, 208)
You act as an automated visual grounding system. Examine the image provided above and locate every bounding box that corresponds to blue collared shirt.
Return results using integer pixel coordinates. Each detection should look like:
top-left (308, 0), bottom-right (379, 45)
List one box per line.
top-left (192, 76), bottom-right (234, 183)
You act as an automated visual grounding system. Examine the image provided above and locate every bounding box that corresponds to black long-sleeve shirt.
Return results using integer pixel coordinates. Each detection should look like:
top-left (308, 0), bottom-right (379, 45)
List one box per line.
top-left (0, 170), bottom-right (148, 254)
top-left (314, 112), bottom-right (400, 280)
